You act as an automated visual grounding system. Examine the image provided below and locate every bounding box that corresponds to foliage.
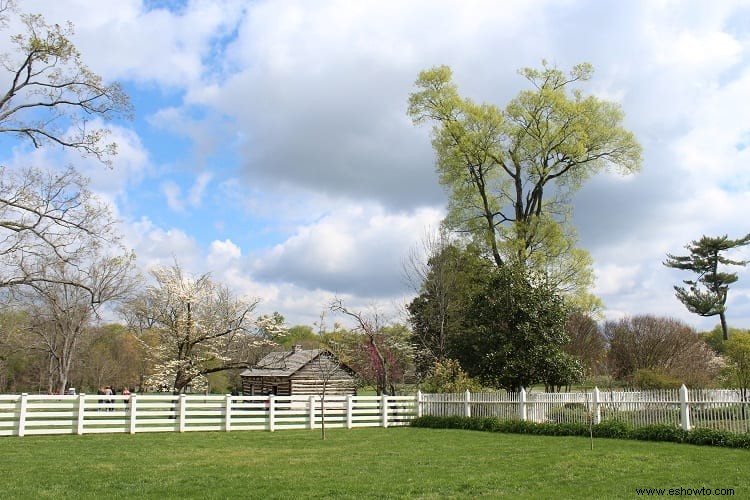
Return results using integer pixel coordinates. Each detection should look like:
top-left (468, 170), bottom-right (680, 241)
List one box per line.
top-left (77, 324), bottom-right (143, 392)
top-left (419, 358), bottom-right (481, 393)
top-left (538, 349), bottom-right (585, 392)
top-left (0, 309), bottom-right (37, 392)
top-left (722, 332), bottom-right (750, 405)
top-left (123, 263), bottom-right (268, 393)
top-left (604, 315), bottom-right (719, 387)
top-left (664, 234), bottom-right (750, 341)
top-left (277, 325), bottom-right (320, 349)
top-left (408, 61), bottom-right (641, 300)
top-left (454, 264), bottom-right (571, 391)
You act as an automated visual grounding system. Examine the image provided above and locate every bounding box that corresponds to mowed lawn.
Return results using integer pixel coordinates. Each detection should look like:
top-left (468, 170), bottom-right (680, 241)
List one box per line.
top-left (1, 427), bottom-right (748, 499)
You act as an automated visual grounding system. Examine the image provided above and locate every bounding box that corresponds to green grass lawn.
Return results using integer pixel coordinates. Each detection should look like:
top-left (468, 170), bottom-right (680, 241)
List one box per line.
top-left (1, 427), bottom-right (748, 499)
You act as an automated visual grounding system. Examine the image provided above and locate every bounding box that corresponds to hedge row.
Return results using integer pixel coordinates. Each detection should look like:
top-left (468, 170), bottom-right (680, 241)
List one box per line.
top-left (410, 415), bottom-right (750, 449)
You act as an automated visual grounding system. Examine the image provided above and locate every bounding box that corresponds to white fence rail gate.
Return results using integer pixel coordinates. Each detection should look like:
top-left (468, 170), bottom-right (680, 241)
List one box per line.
top-left (418, 386), bottom-right (750, 434)
top-left (0, 393), bottom-right (417, 437)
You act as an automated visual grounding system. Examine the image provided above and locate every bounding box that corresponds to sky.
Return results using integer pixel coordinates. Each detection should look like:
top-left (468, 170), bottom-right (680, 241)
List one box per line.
top-left (2, 0), bottom-right (750, 331)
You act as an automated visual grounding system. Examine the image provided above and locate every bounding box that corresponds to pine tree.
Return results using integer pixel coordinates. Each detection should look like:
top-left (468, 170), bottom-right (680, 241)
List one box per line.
top-left (664, 234), bottom-right (750, 340)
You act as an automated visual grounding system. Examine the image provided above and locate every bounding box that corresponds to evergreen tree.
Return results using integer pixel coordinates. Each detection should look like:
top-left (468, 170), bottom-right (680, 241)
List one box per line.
top-left (664, 234), bottom-right (750, 340)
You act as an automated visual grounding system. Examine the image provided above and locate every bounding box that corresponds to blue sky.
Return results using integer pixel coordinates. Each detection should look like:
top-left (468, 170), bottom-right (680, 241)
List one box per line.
top-left (3, 0), bottom-right (750, 329)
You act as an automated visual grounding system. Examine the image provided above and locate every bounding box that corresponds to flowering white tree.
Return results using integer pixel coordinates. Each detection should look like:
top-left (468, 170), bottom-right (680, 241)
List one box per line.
top-left (124, 263), bottom-right (271, 393)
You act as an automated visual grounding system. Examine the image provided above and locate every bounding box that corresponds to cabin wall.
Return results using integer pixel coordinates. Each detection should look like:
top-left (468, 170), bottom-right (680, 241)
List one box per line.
top-left (241, 376), bottom-right (291, 396)
top-left (291, 354), bottom-right (356, 396)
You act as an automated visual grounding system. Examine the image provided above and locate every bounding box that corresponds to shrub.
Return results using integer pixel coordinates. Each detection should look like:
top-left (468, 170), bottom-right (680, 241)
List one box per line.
top-left (631, 368), bottom-right (682, 390)
top-left (411, 415), bottom-right (750, 449)
top-left (631, 424), bottom-right (686, 443)
top-left (685, 427), bottom-right (734, 447)
top-left (420, 359), bottom-right (482, 393)
top-left (594, 419), bottom-right (632, 439)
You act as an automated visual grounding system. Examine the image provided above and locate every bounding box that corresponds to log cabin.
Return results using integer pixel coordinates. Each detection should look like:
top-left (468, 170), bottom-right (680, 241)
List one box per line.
top-left (240, 345), bottom-right (357, 396)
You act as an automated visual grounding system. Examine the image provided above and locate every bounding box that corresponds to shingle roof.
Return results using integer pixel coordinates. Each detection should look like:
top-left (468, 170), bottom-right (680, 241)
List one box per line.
top-left (240, 348), bottom-right (324, 377)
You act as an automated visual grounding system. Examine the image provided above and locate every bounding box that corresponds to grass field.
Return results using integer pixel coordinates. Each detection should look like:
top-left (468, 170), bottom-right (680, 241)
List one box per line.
top-left (1, 428), bottom-right (748, 499)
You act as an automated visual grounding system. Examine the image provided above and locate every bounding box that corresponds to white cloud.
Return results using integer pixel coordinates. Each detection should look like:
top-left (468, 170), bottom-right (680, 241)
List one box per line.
top-left (122, 216), bottom-right (201, 271)
top-left (161, 181), bottom-right (185, 212)
top-left (22, 0), bottom-right (246, 87)
top-left (188, 172), bottom-right (213, 208)
top-left (253, 204), bottom-right (444, 296)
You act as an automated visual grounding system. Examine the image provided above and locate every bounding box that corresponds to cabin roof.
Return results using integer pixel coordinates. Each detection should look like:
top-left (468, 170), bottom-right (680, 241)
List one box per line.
top-left (240, 347), bottom-right (327, 377)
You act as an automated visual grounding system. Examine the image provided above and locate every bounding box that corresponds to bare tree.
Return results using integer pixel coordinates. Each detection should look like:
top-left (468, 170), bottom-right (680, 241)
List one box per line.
top-left (12, 252), bottom-right (137, 394)
top-left (564, 311), bottom-right (607, 377)
top-left (330, 298), bottom-right (391, 395)
top-left (311, 311), bottom-right (355, 439)
top-left (604, 315), bottom-right (719, 387)
top-left (0, 2), bottom-right (130, 291)
top-left (329, 299), bottom-right (413, 395)
top-left (0, 165), bottom-right (118, 291)
top-left (403, 228), bottom-right (453, 373)
top-left (0, 2), bottom-right (131, 166)
top-left (124, 263), bottom-right (270, 394)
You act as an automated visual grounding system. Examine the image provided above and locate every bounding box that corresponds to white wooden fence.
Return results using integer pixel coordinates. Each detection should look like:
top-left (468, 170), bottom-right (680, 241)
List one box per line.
top-left (5, 387), bottom-right (748, 438)
top-left (418, 386), bottom-right (750, 434)
top-left (0, 393), bottom-right (416, 437)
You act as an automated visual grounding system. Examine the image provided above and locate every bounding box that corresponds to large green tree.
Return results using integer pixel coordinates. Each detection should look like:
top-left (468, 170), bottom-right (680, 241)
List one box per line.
top-left (408, 62), bottom-right (641, 301)
top-left (453, 264), bottom-right (574, 391)
top-left (664, 234), bottom-right (750, 341)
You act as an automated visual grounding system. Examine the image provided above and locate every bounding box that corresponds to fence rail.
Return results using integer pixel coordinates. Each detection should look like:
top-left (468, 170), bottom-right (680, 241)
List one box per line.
top-left (0, 393), bottom-right (416, 437)
top-left (418, 386), bottom-right (750, 434)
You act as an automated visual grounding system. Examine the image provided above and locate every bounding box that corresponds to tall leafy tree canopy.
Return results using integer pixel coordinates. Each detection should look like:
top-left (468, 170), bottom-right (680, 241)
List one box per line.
top-left (408, 62), bottom-right (641, 303)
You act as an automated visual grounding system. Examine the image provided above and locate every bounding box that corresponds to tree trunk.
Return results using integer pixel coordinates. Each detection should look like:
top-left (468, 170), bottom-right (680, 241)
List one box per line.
top-left (720, 312), bottom-right (729, 341)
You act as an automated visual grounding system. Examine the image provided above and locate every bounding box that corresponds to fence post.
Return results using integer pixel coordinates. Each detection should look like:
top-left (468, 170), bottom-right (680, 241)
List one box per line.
top-left (381, 395), bottom-right (389, 428)
top-left (416, 391), bottom-right (422, 418)
top-left (680, 384), bottom-right (691, 431)
top-left (129, 394), bottom-right (137, 434)
top-left (592, 387), bottom-right (601, 425)
top-left (18, 393), bottom-right (28, 437)
top-left (346, 395), bottom-right (353, 429)
top-left (224, 394), bottom-right (232, 432)
top-left (268, 394), bottom-right (276, 432)
top-left (77, 393), bottom-right (86, 435)
top-left (308, 395), bottom-right (316, 430)
top-left (465, 389), bottom-right (471, 418)
top-left (519, 388), bottom-right (527, 421)
top-left (179, 394), bottom-right (187, 433)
